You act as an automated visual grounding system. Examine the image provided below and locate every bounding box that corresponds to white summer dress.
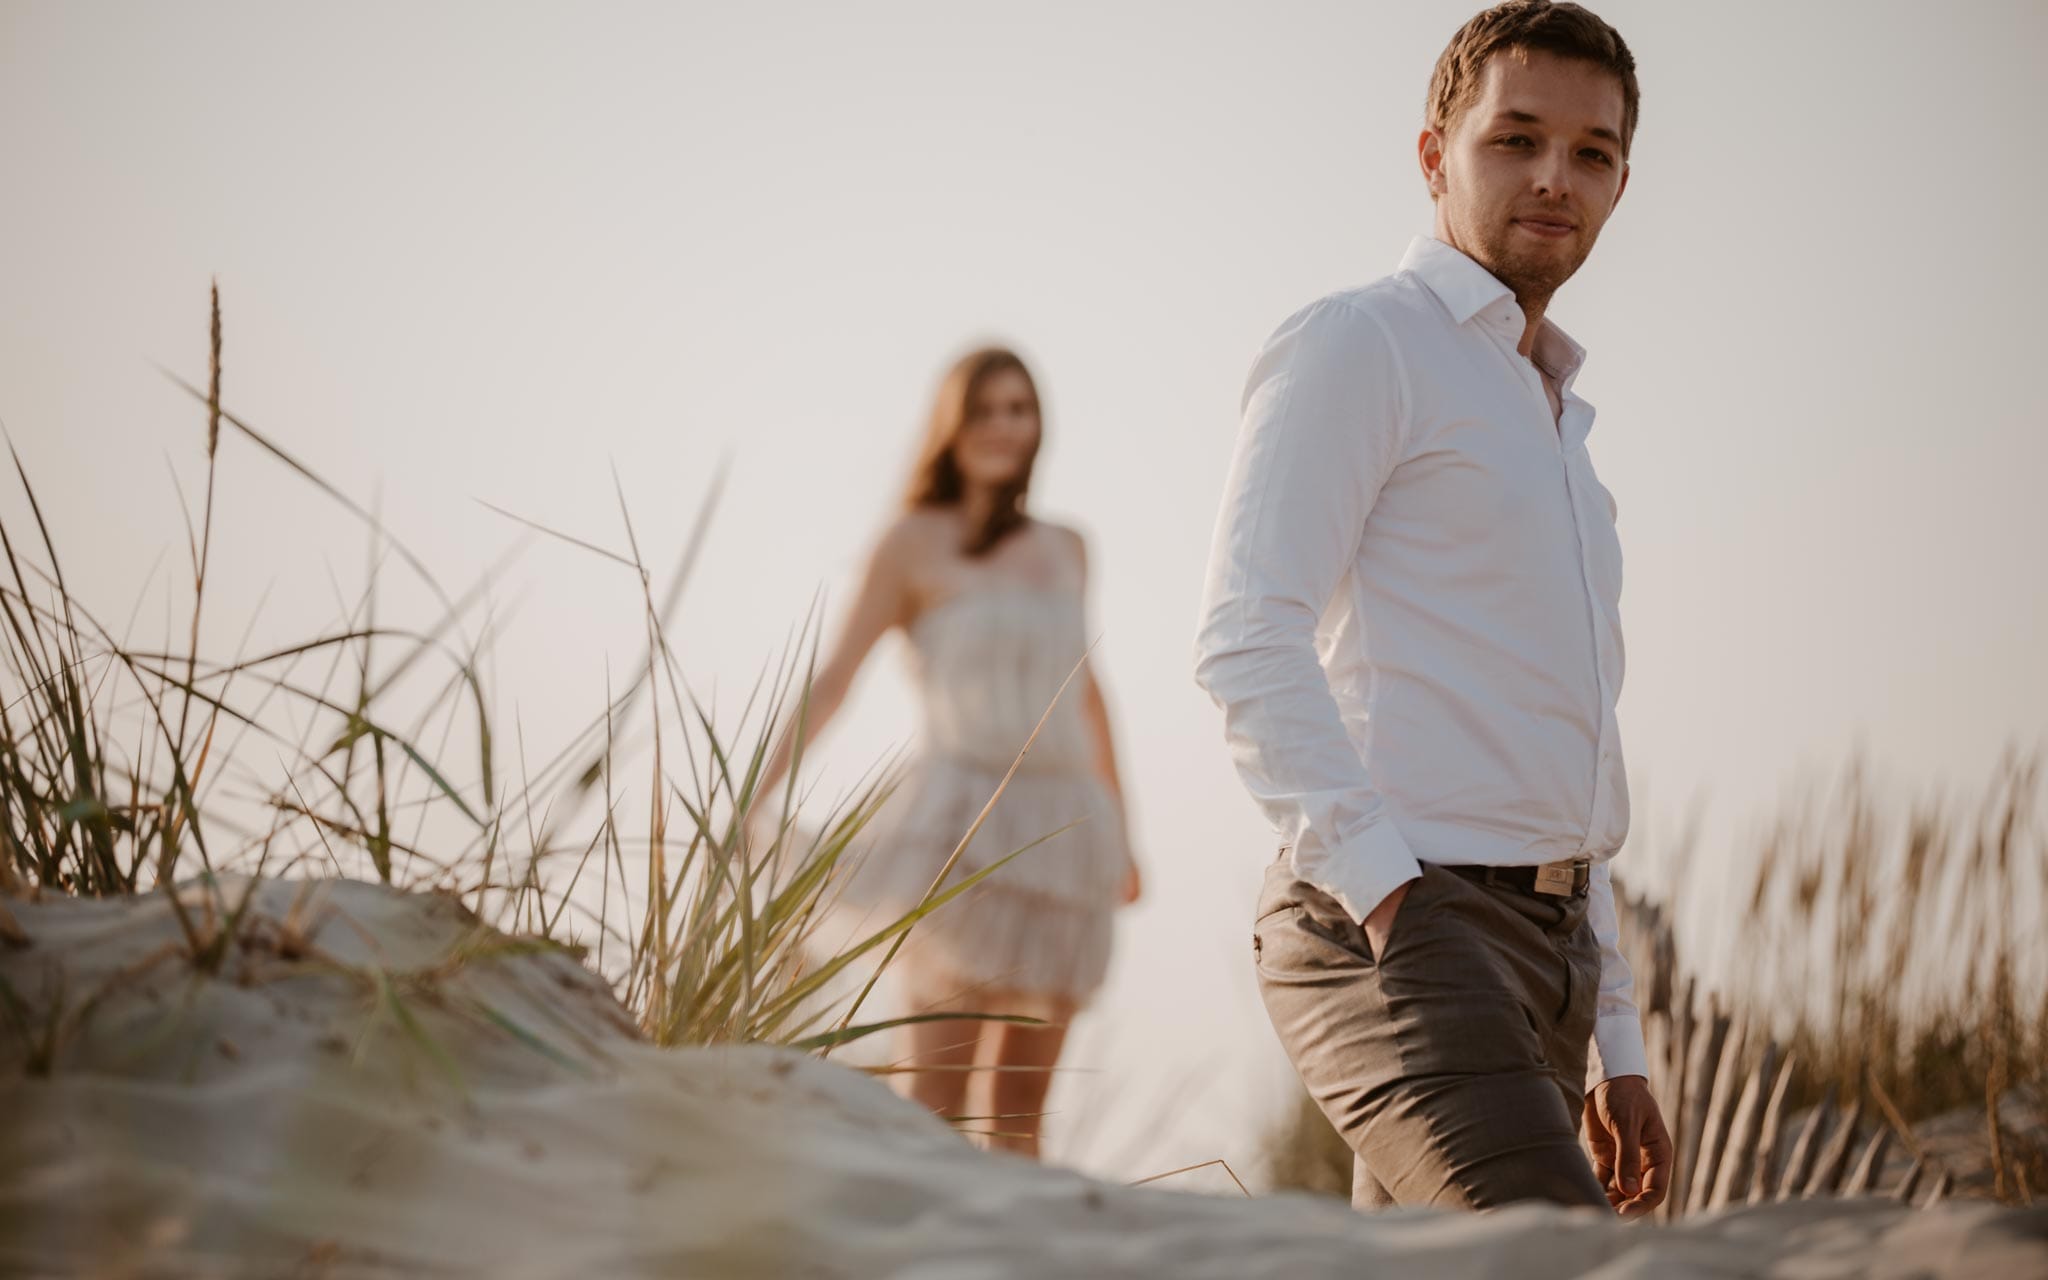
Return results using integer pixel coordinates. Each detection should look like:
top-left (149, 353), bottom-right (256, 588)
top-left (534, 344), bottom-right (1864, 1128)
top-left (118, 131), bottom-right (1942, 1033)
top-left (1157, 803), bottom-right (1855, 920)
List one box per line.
top-left (839, 574), bottom-right (1131, 1005)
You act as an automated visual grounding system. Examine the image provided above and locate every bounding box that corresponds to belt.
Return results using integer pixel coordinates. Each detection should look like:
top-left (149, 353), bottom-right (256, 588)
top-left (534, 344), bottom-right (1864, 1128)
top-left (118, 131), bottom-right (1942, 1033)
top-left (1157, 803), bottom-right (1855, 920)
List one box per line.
top-left (1446, 859), bottom-right (1591, 899)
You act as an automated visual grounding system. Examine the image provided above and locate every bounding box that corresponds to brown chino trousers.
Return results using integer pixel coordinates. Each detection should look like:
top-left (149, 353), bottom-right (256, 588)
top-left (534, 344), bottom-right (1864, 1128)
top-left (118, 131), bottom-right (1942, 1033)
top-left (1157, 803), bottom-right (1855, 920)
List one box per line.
top-left (1252, 857), bottom-right (1612, 1210)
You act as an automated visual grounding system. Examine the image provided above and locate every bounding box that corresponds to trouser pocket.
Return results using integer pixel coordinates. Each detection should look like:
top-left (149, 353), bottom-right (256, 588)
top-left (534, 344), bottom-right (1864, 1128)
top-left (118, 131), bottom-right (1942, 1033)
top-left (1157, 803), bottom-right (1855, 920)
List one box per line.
top-left (1254, 856), bottom-right (1374, 962)
top-left (1251, 889), bottom-right (1608, 1210)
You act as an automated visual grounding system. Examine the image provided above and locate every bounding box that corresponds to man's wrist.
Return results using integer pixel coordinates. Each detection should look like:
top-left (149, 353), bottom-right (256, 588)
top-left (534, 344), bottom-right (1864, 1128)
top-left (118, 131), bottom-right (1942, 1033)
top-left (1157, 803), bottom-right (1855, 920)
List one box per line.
top-left (1589, 1011), bottom-right (1649, 1084)
top-left (1363, 874), bottom-right (1417, 923)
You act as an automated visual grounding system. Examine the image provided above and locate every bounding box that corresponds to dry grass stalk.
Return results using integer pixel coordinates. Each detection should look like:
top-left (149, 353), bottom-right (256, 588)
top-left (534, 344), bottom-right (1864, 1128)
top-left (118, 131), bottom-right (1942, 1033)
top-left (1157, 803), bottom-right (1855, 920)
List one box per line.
top-left (1129, 1158), bottom-right (1251, 1198)
top-left (0, 288), bottom-right (1067, 1116)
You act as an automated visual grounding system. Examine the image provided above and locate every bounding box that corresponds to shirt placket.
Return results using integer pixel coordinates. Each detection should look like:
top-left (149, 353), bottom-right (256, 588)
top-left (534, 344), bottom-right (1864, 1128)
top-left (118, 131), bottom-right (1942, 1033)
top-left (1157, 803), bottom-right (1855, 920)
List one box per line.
top-left (1497, 331), bottom-right (1617, 853)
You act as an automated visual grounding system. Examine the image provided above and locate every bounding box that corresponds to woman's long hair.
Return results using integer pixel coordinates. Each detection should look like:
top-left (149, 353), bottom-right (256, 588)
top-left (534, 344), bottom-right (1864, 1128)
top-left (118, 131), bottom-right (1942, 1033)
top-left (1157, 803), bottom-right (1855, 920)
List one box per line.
top-left (903, 346), bottom-right (1042, 557)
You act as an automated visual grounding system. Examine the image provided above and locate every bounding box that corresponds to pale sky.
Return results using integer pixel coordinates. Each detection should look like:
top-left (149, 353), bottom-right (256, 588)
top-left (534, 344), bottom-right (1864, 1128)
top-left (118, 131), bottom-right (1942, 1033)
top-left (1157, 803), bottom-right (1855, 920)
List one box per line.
top-left (4, 1), bottom-right (2044, 1186)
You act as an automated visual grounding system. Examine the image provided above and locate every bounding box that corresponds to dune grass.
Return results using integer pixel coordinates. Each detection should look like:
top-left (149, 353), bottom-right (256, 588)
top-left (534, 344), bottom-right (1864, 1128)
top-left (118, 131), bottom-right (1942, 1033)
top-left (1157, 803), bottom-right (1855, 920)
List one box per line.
top-left (1726, 753), bottom-right (2048, 1201)
top-left (0, 287), bottom-right (1045, 1078)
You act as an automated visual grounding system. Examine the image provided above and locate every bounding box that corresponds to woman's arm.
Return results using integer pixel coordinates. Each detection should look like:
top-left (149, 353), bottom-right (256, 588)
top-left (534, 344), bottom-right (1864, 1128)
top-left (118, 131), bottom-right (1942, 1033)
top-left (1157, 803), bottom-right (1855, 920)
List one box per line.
top-left (1081, 663), bottom-right (1142, 905)
top-left (1080, 667), bottom-right (1123, 805)
top-left (756, 519), bottom-right (920, 804)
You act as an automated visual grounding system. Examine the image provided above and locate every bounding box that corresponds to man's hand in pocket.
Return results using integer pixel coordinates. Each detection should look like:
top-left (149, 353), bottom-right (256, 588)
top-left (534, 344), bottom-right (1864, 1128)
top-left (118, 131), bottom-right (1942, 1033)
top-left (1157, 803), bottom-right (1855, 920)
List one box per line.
top-left (1362, 877), bottom-right (1417, 960)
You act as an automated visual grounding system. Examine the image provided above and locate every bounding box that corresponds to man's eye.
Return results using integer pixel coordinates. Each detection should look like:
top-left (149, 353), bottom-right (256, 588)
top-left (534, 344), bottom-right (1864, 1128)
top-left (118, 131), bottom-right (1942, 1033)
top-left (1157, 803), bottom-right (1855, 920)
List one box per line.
top-left (1496, 134), bottom-right (1533, 147)
top-left (1581, 149), bottom-right (1613, 166)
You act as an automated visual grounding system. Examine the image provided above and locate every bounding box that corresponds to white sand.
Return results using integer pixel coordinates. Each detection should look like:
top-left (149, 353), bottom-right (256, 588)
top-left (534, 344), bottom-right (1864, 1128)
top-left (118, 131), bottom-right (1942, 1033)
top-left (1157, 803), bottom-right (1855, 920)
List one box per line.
top-left (2, 878), bottom-right (2042, 1278)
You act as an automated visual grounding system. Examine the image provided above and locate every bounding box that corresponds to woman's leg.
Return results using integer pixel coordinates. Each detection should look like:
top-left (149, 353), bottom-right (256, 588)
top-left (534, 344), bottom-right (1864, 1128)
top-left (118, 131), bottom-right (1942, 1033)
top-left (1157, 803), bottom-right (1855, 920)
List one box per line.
top-left (901, 986), bottom-right (981, 1121)
top-left (981, 992), bottom-right (1076, 1159)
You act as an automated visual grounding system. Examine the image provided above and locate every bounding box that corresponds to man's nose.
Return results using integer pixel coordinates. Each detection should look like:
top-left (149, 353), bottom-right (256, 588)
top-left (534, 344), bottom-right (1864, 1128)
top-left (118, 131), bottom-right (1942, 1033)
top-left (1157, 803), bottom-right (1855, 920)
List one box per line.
top-left (1532, 144), bottom-right (1574, 199)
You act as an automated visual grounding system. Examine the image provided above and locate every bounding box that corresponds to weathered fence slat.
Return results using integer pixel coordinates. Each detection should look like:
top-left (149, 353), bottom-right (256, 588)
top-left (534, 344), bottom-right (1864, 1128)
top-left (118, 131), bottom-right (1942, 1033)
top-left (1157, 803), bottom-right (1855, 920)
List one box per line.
top-left (1644, 1016), bottom-right (1669, 1115)
top-left (1671, 1005), bottom-right (1730, 1217)
top-left (1606, 887), bottom-right (1962, 1218)
top-left (1892, 1157), bottom-right (1925, 1204)
top-left (1802, 1098), bottom-right (1867, 1198)
top-left (1777, 1085), bottom-right (1838, 1202)
top-left (1747, 1049), bottom-right (1798, 1204)
top-left (1656, 978), bottom-right (1698, 1223)
top-left (1671, 974), bottom-right (1696, 1079)
top-left (1844, 1126), bottom-right (1893, 1196)
top-left (1710, 1039), bottom-right (1778, 1211)
top-left (1687, 1018), bottom-right (1749, 1215)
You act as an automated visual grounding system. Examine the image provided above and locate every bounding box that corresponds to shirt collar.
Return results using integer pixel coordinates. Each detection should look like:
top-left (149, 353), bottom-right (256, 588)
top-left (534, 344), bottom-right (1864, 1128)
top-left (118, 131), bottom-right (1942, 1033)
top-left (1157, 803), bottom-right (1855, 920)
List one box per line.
top-left (1399, 235), bottom-right (1588, 384)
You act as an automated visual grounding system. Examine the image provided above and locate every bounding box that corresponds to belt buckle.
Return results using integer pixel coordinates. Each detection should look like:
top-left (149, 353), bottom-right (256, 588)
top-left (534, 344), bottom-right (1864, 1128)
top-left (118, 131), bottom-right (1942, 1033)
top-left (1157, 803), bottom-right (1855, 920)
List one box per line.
top-left (1532, 861), bottom-right (1577, 897)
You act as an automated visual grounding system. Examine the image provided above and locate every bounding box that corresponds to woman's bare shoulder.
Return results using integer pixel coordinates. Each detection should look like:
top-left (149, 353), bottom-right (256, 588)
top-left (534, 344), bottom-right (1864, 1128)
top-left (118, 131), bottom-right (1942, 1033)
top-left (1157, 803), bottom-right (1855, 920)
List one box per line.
top-left (1033, 518), bottom-right (1089, 569)
top-left (875, 507), bottom-right (956, 565)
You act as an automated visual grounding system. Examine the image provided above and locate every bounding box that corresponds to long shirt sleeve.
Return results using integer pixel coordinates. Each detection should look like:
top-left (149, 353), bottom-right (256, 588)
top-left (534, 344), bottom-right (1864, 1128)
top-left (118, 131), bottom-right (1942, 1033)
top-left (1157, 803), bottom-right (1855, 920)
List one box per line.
top-left (1193, 297), bottom-right (1422, 925)
top-left (1585, 863), bottom-right (1649, 1081)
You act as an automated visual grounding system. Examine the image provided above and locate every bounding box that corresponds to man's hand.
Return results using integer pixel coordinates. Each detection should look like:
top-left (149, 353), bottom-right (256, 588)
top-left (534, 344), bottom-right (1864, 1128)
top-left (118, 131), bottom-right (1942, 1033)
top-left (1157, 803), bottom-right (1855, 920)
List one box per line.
top-left (1361, 878), bottom-right (1415, 960)
top-left (1584, 1075), bottom-right (1672, 1217)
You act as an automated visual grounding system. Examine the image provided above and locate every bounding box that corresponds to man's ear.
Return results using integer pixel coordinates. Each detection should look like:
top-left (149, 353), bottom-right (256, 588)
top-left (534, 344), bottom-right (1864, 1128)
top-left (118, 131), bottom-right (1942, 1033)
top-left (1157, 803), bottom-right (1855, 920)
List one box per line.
top-left (1613, 160), bottom-right (1630, 209)
top-left (1418, 128), bottom-right (1449, 200)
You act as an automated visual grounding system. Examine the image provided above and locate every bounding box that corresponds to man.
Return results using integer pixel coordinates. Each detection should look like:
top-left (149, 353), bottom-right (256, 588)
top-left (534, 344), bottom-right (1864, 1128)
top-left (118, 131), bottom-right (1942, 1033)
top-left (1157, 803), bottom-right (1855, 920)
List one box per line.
top-left (1193, 1), bottom-right (1672, 1214)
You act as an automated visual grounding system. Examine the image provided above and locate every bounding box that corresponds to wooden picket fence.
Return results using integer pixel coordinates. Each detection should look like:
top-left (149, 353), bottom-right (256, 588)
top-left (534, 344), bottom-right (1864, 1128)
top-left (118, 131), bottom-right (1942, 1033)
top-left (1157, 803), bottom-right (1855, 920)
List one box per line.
top-left (1614, 885), bottom-right (1953, 1217)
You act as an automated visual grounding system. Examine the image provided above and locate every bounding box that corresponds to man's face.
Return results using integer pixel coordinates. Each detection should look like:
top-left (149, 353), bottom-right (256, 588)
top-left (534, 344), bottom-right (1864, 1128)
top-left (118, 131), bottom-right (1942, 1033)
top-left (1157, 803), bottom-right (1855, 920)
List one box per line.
top-left (1422, 49), bottom-right (1630, 302)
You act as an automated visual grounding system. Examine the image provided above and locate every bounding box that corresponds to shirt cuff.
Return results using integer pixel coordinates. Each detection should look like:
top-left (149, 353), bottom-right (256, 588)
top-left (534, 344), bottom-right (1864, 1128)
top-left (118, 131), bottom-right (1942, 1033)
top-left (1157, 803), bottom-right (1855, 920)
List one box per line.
top-left (1293, 819), bottom-right (1423, 926)
top-left (1588, 1012), bottom-right (1649, 1087)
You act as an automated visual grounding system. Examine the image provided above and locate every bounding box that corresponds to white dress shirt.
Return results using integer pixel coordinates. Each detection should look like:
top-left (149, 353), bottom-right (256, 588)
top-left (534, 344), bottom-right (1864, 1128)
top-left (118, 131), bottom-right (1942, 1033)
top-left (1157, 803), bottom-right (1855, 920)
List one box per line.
top-left (1194, 235), bottom-right (1646, 1084)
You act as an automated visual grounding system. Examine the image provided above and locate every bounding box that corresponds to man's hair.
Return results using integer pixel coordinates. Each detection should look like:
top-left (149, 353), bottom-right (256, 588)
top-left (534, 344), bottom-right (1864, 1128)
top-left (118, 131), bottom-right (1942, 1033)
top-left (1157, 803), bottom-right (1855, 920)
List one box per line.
top-left (1428, 1), bottom-right (1639, 155)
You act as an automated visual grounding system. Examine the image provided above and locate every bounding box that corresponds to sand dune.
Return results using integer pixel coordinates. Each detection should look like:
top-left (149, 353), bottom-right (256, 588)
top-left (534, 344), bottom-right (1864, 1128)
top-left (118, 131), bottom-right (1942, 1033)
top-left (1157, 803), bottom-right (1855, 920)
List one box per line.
top-left (2, 879), bottom-right (2042, 1278)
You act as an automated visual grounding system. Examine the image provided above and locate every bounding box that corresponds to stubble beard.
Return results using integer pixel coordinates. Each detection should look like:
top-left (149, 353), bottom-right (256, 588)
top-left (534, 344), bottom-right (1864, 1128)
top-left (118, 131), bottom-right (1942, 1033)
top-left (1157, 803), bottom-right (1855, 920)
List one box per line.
top-left (1473, 218), bottom-right (1594, 314)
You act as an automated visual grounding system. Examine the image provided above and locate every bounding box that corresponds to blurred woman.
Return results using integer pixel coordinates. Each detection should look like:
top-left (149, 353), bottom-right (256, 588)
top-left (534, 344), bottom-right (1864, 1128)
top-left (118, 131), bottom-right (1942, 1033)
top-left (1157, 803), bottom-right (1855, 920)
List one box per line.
top-left (756, 346), bottom-right (1139, 1159)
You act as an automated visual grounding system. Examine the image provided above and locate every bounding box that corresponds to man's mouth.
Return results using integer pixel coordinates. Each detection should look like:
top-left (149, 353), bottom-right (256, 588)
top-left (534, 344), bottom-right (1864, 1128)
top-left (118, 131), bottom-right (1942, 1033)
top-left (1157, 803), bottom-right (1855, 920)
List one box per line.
top-left (1512, 216), bottom-right (1577, 239)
